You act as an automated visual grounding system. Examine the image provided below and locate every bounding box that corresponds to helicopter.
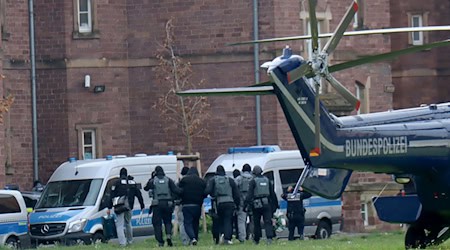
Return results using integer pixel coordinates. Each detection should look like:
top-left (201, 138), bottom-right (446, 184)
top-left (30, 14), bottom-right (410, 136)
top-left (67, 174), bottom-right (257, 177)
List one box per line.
top-left (178, 0), bottom-right (450, 248)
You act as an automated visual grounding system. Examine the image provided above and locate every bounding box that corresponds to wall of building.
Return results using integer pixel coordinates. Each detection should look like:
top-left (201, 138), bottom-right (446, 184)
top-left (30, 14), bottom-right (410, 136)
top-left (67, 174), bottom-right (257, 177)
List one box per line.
top-left (0, 0), bottom-right (34, 190)
top-left (390, 0), bottom-right (450, 109)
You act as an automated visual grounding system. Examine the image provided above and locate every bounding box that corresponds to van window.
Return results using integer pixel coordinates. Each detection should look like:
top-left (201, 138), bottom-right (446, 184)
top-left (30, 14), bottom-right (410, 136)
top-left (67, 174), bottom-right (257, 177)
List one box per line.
top-left (264, 171), bottom-right (274, 182)
top-left (279, 169), bottom-right (303, 192)
top-left (99, 178), bottom-right (118, 210)
top-left (36, 179), bottom-right (103, 208)
top-left (0, 194), bottom-right (21, 214)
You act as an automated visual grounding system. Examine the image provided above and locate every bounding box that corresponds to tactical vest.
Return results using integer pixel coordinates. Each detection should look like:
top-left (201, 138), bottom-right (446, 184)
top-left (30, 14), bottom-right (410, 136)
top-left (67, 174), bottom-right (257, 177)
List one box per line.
top-left (253, 176), bottom-right (270, 198)
top-left (239, 174), bottom-right (252, 193)
top-left (153, 176), bottom-right (172, 200)
top-left (214, 176), bottom-right (234, 204)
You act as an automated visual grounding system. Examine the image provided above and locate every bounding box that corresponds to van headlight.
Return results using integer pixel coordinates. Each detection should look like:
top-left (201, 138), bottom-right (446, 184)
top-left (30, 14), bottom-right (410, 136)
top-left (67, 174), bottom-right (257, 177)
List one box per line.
top-left (68, 219), bottom-right (87, 233)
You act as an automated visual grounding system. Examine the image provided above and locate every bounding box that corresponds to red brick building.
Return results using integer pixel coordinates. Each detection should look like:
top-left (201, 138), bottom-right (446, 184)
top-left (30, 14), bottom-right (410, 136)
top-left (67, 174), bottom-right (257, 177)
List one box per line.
top-left (0, 0), bottom-right (448, 233)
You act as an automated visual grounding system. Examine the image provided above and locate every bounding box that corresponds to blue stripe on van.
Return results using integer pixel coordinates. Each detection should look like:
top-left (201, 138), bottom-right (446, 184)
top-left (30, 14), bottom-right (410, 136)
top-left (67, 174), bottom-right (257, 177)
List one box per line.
top-left (0, 221), bottom-right (28, 235)
top-left (279, 197), bottom-right (341, 209)
top-left (84, 208), bottom-right (153, 233)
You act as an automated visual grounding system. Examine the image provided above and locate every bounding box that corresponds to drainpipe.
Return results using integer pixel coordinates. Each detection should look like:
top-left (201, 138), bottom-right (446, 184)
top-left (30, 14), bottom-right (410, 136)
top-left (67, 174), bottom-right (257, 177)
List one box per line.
top-left (28, 0), bottom-right (38, 181)
top-left (253, 0), bottom-right (261, 146)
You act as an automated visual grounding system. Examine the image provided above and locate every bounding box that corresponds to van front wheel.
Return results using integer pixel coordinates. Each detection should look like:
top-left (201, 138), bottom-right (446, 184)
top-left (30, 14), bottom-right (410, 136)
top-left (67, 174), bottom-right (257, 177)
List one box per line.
top-left (315, 220), bottom-right (331, 239)
top-left (92, 232), bottom-right (106, 244)
top-left (5, 236), bottom-right (19, 249)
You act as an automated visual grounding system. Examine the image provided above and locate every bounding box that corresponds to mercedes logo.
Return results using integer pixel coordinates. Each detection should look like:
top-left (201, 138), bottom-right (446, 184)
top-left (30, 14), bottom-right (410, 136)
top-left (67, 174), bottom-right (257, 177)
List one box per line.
top-left (41, 224), bottom-right (50, 234)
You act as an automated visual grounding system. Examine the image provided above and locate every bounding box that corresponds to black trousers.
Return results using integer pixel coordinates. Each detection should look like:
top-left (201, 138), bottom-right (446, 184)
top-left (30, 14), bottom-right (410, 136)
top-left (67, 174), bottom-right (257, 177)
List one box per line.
top-left (152, 204), bottom-right (174, 244)
top-left (217, 202), bottom-right (235, 241)
top-left (288, 215), bottom-right (305, 240)
top-left (252, 205), bottom-right (274, 242)
top-left (182, 204), bottom-right (201, 241)
top-left (211, 215), bottom-right (221, 244)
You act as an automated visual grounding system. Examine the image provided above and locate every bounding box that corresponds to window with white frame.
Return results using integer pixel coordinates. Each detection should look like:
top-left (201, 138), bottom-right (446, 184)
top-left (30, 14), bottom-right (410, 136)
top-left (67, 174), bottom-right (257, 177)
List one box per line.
top-left (78, 0), bottom-right (92, 33)
top-left (361, 202), bottom-right (369, 226)
top-left (76, 124), bottom-right (102, 159)
top-left (82, 129), bottom-right (96, 159)
top-left (411, 15), bottom-right (423, 45)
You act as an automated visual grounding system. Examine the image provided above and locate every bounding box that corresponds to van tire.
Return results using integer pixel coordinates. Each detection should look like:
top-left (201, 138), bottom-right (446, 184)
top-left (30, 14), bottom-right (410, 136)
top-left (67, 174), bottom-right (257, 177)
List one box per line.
top-left (92, 232), bottom-right (106, 244)
top-left (5, 236), bottom-right (19, 249)
top-left (315, 220), bottom-right (331, 239)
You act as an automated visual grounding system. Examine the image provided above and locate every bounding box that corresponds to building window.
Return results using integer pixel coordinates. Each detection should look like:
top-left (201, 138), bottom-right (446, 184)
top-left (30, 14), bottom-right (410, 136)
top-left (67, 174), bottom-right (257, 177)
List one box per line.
top-left (411, 15), bottom-right (423, 45)
top-left (82, 129), bottom-right (96, 159)
top-left (76, 124), bottom-right (102, 160)
top-left (361, 202), bottom-right (369, 226)
top-left (73, 0), bottom-right (99, 39)
top-left (78, 0), bottom-right (92, 33)
top-left (407, 12), bottom-right (428, 45)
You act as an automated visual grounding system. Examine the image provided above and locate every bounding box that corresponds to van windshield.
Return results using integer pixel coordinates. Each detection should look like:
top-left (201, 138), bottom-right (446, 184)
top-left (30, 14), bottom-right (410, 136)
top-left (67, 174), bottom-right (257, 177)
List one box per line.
top-left (35, 179), bottom-right (103, 208)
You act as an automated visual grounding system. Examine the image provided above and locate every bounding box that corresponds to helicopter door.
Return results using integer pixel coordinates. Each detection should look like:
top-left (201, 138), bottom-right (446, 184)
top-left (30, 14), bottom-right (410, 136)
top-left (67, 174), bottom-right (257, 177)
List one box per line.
top-left (296, 165), bottom-right (352, 199)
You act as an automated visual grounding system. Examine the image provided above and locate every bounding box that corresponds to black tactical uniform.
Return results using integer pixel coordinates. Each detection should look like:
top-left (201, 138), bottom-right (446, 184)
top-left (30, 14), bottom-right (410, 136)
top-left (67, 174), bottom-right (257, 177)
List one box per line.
top-left (205, 165), bottom-right (240, 245)
top-left (281, 187), bottom-right (312, 240)
top-left (245, 165), bottom-right (277, 244)
top-left (144, 166), bottom-right (182, 247)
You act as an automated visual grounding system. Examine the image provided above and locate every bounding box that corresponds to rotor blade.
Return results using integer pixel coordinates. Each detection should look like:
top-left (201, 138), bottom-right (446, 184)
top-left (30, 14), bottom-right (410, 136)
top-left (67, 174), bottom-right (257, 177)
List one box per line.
top-left (308, 0), bottom-right (319, 51)
top-left (227, 26), bottom-right (450, 46)
top-left (329, 39), bottom-right (450, 73)
top-left (322, 0), bottom-right (358, 55)
top-left (177, 86), bottom-right (274, 97)
top-left (287, 63), bottom-right (313, 84)
top-left (324, 74), bottom-right (360, 111)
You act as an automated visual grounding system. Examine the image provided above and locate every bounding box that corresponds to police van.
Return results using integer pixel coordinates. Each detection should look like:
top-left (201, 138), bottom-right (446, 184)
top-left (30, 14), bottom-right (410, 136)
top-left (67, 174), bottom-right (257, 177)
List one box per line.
top-left (28, 154), bottom-right (178, 245)
top-left (0, 190), bottom-right (31, 248)
top-left (204, 146), bottom-right (342, 239)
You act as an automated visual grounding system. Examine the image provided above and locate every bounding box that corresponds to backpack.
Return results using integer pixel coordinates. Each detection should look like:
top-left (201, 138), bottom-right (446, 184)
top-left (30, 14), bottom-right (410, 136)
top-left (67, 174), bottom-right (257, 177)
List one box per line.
top-left (214, 176), bottom-right (233, 204)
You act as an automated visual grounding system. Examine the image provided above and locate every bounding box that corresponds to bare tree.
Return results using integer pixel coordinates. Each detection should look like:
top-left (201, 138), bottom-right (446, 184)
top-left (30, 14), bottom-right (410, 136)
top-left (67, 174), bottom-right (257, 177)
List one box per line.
top-left (0, 94), bottom-right (13, 124)
top-left (153, 19), bottom-right (209, 154)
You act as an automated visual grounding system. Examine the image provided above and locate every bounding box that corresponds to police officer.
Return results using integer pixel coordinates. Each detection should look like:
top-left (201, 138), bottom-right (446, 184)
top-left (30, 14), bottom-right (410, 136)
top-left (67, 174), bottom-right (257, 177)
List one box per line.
top-left (109, 168), bottom-right (145, 247)
top-left (281, 186), bottom-right (311, 240)
top-left (205, 165), bottom-right (240, 245)
top-left (245, 165), bottom-right (277, 244)
top-left (144, 166), bottom-right (182, 247)
top-left (234, 164), bottom-right (253, 242)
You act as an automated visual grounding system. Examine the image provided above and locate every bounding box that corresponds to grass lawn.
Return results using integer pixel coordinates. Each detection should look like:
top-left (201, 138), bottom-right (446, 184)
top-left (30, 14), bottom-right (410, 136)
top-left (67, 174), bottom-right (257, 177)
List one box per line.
top-left (22, 230), bottom-right (450, 250)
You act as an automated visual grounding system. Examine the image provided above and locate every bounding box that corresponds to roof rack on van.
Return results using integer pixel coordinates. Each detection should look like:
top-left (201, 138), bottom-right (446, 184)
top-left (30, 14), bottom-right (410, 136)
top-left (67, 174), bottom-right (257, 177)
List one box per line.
top-left (227, 145), bottom-right (281, 154)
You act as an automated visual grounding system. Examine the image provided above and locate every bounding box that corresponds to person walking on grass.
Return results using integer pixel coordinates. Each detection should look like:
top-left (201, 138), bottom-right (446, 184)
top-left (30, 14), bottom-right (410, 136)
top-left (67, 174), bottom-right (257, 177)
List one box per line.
top-left (144, 166), bottom-right (182, 247)
top-left (178, 167), bottom-right (207, 245)
top-left (205, 165), bottom-right (240, 245)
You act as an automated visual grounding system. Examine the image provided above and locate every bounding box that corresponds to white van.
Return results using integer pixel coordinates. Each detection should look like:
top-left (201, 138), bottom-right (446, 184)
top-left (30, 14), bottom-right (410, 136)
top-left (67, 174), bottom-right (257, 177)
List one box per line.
top-left (29, 154), bottom-right (178, 245)
top-left (204, 146), bottom-right (342, 239)
top-left (0, 190), bottom-right (31, 249)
